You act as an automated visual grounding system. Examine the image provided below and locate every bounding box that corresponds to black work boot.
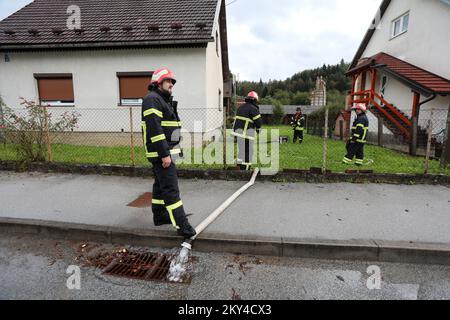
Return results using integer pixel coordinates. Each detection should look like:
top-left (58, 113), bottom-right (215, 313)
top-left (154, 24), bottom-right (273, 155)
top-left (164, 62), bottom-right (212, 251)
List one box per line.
top-left (177, 220), bottom-right (197, 239)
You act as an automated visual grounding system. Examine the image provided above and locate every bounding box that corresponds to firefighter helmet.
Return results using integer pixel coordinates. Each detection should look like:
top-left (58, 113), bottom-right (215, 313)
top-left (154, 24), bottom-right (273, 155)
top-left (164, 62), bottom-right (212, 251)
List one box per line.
top-left (151, 68), bottom-right (177, 85)
top-left (247, 91), bottom-right (259, 101)
top-left (352, 103), bottom-right (367, 112)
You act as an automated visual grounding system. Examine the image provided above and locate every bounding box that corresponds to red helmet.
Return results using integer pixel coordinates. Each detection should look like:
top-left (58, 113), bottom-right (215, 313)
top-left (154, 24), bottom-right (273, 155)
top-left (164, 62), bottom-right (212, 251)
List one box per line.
top-left (247, 91), bottom-right (259, 101)
top-left (151, 68), bottom-right (177, 85)
top-left (352, 103), bottom-right (367, 112)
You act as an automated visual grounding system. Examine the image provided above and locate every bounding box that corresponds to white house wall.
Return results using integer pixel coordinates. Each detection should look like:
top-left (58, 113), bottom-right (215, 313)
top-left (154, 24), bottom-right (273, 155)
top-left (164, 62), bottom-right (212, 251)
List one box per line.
top-left (205, 23), bottom-right (224, 134)
top-left (363, 0), bottom-right (450, 79)
top-left (0, 47), bottom-right (210, 133)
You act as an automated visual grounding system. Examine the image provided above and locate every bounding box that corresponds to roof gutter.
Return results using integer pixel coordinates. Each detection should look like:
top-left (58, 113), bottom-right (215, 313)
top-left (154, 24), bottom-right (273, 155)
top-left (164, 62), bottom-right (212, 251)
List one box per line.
top-left (0, 38), bottom-right (213, 51)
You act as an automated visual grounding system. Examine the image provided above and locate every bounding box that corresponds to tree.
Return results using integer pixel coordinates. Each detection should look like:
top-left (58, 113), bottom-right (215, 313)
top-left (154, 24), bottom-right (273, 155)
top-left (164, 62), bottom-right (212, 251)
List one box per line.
top-left (292, 92), bottom-right (311, 105)
top-left (272, 100), bottom-right (285, 125)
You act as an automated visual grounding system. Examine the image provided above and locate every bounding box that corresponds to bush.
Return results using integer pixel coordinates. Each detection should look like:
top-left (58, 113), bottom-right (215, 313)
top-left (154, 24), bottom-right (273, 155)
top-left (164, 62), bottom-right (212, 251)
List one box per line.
top-left (272, 100), bottom-right (285, 125)
top-left (2, 98), bottom-right (80, 163)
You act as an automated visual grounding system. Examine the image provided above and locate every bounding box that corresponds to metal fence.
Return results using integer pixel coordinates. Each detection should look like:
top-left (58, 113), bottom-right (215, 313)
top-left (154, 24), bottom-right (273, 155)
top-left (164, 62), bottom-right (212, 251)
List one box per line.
top-left (1, 105), bottom-right (449, 175)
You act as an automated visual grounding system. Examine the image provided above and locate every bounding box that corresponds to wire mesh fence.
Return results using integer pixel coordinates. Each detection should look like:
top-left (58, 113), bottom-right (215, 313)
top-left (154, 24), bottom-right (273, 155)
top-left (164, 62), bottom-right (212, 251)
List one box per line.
top-left (0, 104), bottom-right (449, 175)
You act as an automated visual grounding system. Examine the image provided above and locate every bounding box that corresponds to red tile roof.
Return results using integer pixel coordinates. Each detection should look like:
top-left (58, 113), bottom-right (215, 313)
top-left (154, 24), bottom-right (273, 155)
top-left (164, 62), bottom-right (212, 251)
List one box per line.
top-left (0, 0), bottom-right (218, 49)
top-left (347, 52), bottom-right (450, 95)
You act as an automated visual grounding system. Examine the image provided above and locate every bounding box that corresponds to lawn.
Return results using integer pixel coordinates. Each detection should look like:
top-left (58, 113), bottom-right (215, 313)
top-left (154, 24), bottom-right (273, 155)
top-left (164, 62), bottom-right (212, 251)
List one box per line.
top-left (0, 125), bottom-right (448, 175)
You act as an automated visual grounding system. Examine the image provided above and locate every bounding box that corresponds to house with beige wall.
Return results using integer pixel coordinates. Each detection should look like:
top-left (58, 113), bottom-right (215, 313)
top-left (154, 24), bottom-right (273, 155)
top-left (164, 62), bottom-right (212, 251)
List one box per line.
top-left (0, 0), bottom-right (232, 140)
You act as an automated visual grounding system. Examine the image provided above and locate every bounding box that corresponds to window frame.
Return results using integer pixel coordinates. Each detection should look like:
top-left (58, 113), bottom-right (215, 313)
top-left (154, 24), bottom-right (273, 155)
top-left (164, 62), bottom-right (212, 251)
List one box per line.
top-left (391, 12), bottom-right (410, 39)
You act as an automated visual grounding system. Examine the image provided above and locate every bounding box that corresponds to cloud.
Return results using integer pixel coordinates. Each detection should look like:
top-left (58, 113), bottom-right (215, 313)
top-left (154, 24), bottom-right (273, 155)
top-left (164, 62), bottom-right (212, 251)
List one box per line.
top-left (226, 0), bottom-right (382, 80)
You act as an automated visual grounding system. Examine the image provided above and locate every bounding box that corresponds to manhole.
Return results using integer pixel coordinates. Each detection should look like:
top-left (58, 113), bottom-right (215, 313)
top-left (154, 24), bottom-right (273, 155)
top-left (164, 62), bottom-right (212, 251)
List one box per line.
top-left (102, 251), bottom-right (192, 284)
top-left (127, 192), bottom-right (153, 208)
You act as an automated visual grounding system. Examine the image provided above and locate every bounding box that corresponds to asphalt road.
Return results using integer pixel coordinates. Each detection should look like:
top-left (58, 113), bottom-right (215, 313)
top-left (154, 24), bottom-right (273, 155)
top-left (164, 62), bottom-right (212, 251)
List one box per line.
top-left (1, 233), bottom-right (449, 300)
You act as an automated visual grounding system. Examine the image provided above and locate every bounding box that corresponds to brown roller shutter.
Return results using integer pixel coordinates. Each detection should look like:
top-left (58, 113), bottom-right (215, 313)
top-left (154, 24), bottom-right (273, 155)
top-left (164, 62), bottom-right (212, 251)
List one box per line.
top-left (119, 76), bottom-right (151, 100)
top-left (36, 76), bottom-right (74, 102)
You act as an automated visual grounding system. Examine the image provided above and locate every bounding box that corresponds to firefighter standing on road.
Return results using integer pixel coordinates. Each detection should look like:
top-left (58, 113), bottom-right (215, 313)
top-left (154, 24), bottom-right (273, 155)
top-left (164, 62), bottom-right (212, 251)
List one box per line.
top-left (232, 91), bottom-right (262, 170)
top-left (141, 68), bottom-right (196, 239)
top-left (290, 107), bottom-right (305, 144)
top-left (343, 103), bottom-right (369, 166)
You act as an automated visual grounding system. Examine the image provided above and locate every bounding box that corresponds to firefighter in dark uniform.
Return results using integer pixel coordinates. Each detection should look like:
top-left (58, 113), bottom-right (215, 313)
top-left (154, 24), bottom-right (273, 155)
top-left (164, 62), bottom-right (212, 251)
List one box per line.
top-left (232, 91), bottom-right (262, 170)
top-left (141, 68), bottom-right (196, 239)
top-left (343, 103), bottom-right (369, 166)
top-left (290, 107), bottom-right (305, 143)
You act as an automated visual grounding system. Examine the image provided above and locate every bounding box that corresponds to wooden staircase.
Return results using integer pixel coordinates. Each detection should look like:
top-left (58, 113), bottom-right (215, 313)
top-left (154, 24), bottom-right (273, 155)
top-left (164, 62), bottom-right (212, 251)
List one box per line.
top-left (349, 90), bottom-right (432, 147)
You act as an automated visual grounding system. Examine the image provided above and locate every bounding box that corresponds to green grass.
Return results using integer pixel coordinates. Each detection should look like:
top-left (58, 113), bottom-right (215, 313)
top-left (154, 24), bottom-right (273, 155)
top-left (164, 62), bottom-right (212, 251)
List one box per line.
top-left (1, 126), bottom-right (448, 175)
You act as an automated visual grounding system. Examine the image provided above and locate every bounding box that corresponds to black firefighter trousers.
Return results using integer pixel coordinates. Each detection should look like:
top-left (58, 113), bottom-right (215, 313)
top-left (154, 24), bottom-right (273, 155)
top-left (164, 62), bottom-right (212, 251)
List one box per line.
top-left (344, 141), bottom-right (365, 166)
top-left (237, 137), bottom-right (254, 170)
top-left (151, 160), bottom-right (190, 231)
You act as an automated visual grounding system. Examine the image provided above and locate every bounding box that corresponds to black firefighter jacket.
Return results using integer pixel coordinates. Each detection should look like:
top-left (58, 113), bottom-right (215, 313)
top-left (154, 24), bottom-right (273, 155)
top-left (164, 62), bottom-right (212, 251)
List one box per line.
top-left (350, 113), bottom-right (369, 143)
top-left (141, 89), bottom-right (182, 162)
top-left (232, 101), bottom-right (263, 140)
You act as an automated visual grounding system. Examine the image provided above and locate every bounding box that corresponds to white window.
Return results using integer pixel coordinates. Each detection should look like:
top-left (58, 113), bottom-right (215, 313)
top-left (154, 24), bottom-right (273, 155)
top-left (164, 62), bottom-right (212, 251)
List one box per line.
top-left (391, 12), bottom-right (409, 38)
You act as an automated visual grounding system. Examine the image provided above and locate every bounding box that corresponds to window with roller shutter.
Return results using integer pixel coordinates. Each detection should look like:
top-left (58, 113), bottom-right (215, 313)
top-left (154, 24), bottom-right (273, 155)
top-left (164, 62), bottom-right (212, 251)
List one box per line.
top-left (117, 72), bottom-right (153, 106)
top-left (34, 74), bottom-right (75, 106)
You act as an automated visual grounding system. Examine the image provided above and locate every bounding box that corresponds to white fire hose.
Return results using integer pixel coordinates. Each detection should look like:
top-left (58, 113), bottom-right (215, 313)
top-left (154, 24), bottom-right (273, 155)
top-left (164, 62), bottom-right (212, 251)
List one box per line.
top-left (181, 168), bottom-right (260, 250)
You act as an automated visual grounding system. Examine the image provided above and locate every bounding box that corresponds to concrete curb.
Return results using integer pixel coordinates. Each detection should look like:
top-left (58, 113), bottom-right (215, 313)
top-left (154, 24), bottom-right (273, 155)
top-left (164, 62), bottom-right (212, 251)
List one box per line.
top-left (1, 217), bottom-right (450, 265)
top-left (1, 160), bottom-right (449, 185)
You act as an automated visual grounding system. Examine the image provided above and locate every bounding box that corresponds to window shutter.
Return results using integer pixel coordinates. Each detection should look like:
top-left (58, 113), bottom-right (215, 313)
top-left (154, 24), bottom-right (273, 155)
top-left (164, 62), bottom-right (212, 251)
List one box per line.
top-left (119, 76), bottom-right (152, 100)
top-left (37, 76), bottom-right (74, 102)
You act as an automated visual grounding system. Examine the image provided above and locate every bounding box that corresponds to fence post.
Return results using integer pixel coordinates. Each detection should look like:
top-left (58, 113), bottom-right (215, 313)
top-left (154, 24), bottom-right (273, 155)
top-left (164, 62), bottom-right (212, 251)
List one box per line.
top-left (43, 105), bottom-right (52, 162)
top-left (378, 116), bottom-right (383, 146)
top-left (322, 106), bottom-right (329, 174)
top-left (424, 108), bottom-right (434, 174)
top-left (441, 102), bottom-right (450, 168)
top-left (129, 106), bottom-right (136, 166)
top-left (410, 117), bottom-right (418, 156)
top-left (223, 100), bottom-right (228, 170)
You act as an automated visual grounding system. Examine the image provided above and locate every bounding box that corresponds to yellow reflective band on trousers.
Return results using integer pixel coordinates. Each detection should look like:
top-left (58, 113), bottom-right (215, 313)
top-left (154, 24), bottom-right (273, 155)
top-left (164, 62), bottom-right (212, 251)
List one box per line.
top-left (143, 108), bottom-right (163, 118)
top-left (343, 157), bottom-right (353, 163)
top-left (152, 199), bottom-right (165, 205)
top-left (165, 200), bottom-right (183, 229)
top-left (295, 127), bottom-right (305, 131)
top-left (151, 134), bottom-right (166, 143)
top-left (161, 121), bottom-right (182, 127)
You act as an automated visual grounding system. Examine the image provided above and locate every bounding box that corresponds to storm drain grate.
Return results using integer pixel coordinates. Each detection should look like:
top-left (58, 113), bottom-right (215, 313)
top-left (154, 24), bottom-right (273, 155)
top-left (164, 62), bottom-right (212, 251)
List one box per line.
top-left (102, 251), bottom-right (192, 284)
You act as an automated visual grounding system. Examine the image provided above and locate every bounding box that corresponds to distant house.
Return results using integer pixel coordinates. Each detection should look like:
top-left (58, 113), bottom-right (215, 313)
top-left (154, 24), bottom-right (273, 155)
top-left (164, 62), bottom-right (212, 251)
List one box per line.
top-left (0, 0), bottom-right (232, 136)
top-left (346, 0), bottom-right (450, 155)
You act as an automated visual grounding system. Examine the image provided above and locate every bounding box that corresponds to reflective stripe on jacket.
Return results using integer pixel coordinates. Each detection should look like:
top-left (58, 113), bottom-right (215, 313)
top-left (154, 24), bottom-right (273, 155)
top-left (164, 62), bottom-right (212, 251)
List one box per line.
top-left (232, 101), bottom-right (262, 140)
top-left (141, 89), bottom-right (182, 161)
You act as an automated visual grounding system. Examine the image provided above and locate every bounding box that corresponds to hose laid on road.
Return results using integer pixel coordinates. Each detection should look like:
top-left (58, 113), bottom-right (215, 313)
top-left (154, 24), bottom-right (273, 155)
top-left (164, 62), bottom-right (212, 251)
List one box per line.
top-left (190, 168), bottom-right (260, 241)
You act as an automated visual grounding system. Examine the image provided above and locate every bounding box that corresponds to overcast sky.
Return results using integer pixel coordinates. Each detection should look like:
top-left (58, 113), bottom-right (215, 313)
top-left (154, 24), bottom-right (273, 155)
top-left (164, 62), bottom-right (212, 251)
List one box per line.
top-left (0, 0), bottom-right (382, 81)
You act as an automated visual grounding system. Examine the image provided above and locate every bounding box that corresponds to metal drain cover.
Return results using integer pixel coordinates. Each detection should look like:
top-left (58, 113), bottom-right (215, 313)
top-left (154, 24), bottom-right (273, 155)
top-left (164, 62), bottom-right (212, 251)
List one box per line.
top-left (102, 251), bottom-right (192, 284)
